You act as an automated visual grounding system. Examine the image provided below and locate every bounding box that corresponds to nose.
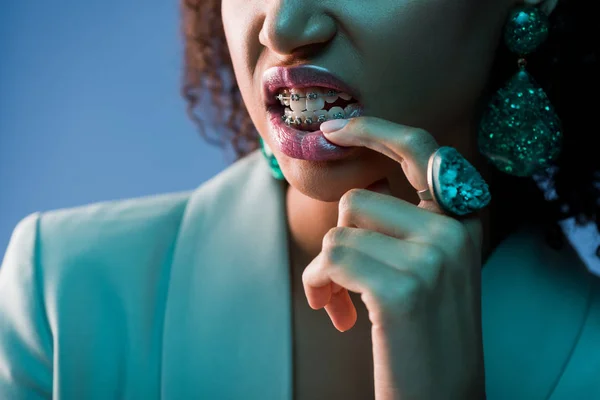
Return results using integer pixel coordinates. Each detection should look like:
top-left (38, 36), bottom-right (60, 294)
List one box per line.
top-left (258, 1), bottom-right (336, 59)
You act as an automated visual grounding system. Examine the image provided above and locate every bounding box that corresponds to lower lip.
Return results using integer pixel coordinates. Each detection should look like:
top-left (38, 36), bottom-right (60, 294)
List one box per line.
top-left (267, 105), bottom-right (362, 161)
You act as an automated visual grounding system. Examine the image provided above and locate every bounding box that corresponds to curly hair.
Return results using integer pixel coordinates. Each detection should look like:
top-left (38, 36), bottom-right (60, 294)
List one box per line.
top-left (180, 0), bottom-right (599, 258)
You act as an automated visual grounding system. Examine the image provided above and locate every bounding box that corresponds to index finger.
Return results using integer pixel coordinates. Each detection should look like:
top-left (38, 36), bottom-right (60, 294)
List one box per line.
top-left (320, 116), bottom-right (441, 211)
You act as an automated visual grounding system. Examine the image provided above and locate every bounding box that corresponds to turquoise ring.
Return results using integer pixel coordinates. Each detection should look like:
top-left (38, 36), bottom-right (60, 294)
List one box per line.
top-left (418, 146), bottom-right (491, 216)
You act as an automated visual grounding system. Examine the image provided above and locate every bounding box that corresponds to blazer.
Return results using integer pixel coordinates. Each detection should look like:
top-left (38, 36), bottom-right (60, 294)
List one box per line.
top-left (1, 148), bottom-right (599, 400)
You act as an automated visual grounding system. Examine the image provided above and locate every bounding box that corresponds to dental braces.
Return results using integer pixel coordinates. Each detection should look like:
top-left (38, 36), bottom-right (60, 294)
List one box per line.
top-left (280, 112), bottom-right (346, 126)
top-left (275, 89), bottom-right (347, 126)
top-left (275, 89), bottom-right (342, 102)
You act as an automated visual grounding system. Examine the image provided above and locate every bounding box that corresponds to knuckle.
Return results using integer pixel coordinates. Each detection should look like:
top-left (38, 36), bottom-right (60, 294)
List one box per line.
top-left (446, 218), bottom-right (470, 247)
top-left (421, 245), bottom-right (445, 270)
top-left (323, 242), bottom-right (348, 265)
top-left (339, 188), bottom-right (364, 212)
top-left (430, 218), bottom-right (470, 251)
top-left (323, 226), bottom-right (351, 249)
top-left (403, 128), bottom-right (432, 150)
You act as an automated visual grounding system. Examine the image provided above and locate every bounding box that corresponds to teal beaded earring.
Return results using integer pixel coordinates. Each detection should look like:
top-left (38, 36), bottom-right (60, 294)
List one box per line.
top-left (258, 136), bottom-right (286, 181)
top-left (478, 5), bottom-right (562, 177)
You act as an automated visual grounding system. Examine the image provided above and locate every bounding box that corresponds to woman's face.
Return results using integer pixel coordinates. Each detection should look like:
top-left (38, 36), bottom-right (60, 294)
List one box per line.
top-left (221, 0), bottom-right (514, 201)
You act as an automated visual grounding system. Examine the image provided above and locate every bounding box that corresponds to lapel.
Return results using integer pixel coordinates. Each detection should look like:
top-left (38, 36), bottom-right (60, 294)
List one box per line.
top-left (160, 149), bottom-right (293, 399)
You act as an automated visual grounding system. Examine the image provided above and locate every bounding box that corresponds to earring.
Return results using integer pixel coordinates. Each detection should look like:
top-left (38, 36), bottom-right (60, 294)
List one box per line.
top-left (478, 5), bottom-right (562, 177)
top-left (259, 136), bottom-right (286, 181)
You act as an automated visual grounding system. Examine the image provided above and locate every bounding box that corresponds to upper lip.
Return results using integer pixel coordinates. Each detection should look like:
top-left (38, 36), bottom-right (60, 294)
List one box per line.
top-left (262, 65), bottom-right (362, 108)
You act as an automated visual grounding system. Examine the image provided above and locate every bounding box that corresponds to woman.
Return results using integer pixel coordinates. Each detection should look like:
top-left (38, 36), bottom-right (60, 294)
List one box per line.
top-left (1, 0), bottom-right (598, 398)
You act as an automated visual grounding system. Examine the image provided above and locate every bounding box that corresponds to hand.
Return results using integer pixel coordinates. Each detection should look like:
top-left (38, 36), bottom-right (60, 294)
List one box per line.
top-left (302, 117), bottom-right (486, 400)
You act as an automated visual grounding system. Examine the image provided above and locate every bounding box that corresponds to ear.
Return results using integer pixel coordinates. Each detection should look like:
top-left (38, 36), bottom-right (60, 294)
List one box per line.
top-left (522, 0), bottom-right (561, 16)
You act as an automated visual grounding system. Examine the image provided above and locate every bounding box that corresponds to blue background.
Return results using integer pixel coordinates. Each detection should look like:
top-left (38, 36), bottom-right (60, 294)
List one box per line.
top-left (0, 0), bottom-right (232, 255)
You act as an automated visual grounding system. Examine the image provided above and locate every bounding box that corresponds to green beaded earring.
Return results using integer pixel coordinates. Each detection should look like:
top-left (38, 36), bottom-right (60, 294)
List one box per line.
top-left (478, 5), bottom-right (562, 177)
top-left (259, 136), bottom-right (286, 181)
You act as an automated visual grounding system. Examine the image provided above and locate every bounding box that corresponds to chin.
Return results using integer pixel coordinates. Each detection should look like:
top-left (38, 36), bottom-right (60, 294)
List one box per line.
top-left (281, 155), bottom-right (391, 203)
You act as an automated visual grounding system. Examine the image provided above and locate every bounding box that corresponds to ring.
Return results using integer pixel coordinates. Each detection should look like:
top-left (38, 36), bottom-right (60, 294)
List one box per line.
top-left (417, 146), bottom-right (491, 216)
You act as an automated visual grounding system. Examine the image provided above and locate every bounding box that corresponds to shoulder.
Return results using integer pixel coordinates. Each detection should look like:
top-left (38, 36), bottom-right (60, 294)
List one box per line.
top-left (38, 190), bottom-right (192, 260)
top-left (3, 149), bottom-right (268, 283)
top-left (0, 190), bottom-right (187, 394)
top-left (482, 224), bottom-right (600, 399)
top-left (0, 149), bottom-right (272, 395)
top-left (0, 191), bottom-right (190, 292)
top-left (3, 149), bottom-right (266, 277)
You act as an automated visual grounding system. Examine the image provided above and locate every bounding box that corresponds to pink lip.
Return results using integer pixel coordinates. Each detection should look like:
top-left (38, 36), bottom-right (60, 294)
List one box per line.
top-left (262, 65), bottom-right (362, 107)
top-left (266, 105), bottom-right (363, 161)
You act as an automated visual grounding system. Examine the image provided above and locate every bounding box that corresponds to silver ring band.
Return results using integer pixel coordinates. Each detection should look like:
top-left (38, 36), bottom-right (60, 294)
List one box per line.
top-left (417, 188), bottom-right (433, 201)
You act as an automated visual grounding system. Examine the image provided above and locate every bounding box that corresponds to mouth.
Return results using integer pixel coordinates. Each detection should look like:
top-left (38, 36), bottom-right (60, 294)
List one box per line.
top-left (268, 88), bottom-right (362, 131)
top-left (262, 65), bottom-right (363, 130)
top-left (261, 65), bottom-right (364, 161)
top-left (266, 103), bottom-right (362, 162)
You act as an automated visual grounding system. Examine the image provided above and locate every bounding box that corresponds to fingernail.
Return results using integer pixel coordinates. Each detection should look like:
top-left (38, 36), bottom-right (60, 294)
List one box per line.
top-left (320, 119), bottom-right (349, 134)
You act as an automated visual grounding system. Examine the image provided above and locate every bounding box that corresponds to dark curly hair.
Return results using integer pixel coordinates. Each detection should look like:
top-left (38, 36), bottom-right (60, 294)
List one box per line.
top-left (180, 0), bottom-right (599, 259)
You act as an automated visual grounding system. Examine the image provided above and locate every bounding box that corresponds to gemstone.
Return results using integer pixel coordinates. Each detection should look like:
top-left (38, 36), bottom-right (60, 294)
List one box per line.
top-left (504, 6), bottom-right (549, 55)
top-left (478, 69), bottom-right (562, 177)
top-left (258, 137), bottom-right (285, 181)
top-left (430, 147), bottom-right (491, 216)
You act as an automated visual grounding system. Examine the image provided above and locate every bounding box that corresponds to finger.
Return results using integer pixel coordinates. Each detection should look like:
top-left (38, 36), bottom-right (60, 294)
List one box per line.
top-left (303, 228), bottom-right (429, 309)
top-left (302, 247), bottom-right (387, 309)
top-left (337, 187), bottom-right (451, 240)
top-left (331, 227), bottom-right (441, 287)
top-left (324, 288), bottom-right (358, 332)
top-left (302, 248), bottom-right (388, 331)
top-left (303, 242), bottom-right (427, 329)
top-left (338, 188), bottom-right (484, 271)
top-left (321, 116), bottom-right (440, 211)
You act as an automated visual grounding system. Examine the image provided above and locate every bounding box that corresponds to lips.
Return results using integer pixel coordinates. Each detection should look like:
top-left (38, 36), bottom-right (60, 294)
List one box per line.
top-left (262, 65), bottom-right (362, 109)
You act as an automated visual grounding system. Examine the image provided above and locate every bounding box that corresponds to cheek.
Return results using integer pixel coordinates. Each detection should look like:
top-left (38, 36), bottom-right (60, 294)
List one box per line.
top-left (221, 1), bottom-right (242, 56)
top-left (221, 0), bottom-right (256, 64)
top-left (220, 0), bottom-right (255, 99)
top-left (360, 0), bottom-right (507, 127)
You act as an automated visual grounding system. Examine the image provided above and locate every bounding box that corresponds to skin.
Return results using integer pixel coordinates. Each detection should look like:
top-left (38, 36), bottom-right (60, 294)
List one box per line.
top-left (222, 0), bottom-right (556, 263)
top-left (221, 0), bottom-right (559, 397)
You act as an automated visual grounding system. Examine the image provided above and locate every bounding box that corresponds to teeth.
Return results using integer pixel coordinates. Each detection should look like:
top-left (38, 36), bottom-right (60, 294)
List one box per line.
top-left (306, 88), bottom-right (326, 112)
top-left (279, 89), bottom-right (290, 106)
top-left (327, 106), bottom-right (346, 120)
top-left (343, 103), bottom-right (363, 118)
top-left (277, 86), bottom-right (362, 128)
top-left (276, 87), bottom-right (353, 108)
top-left (301, 110), bottom-right (316, 124)
top-left (282, 103), bottom-right (362, 127)
top-left (289, 89), bottom-right (306, 112)
top-left (323, 90), bottom-right (339, 104)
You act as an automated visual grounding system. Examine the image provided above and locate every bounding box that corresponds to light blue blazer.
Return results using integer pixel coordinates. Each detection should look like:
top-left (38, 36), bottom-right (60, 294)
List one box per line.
top-left (1, 149), bottom-right (599, 399)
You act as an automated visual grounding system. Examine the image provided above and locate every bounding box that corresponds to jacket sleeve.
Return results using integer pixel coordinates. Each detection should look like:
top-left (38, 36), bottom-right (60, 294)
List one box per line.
top-left (0, 213), bottom-right (53, 399)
